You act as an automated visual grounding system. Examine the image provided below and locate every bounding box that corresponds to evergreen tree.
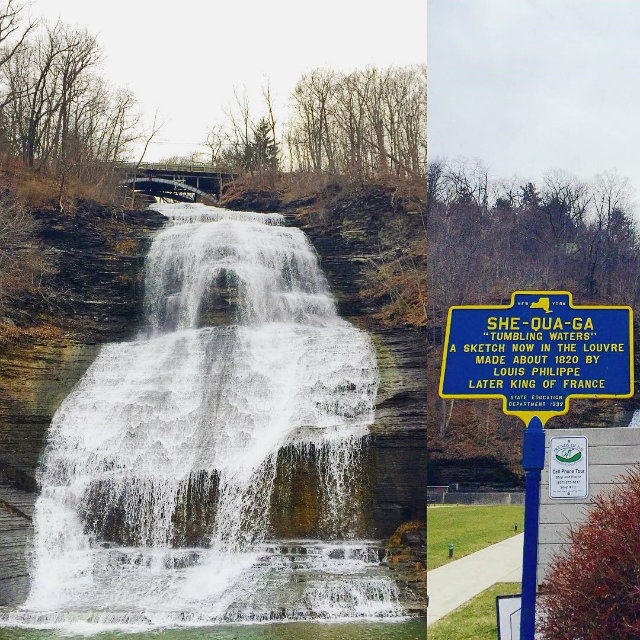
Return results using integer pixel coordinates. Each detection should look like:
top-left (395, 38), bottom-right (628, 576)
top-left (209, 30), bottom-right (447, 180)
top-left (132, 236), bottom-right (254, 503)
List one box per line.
top-left (252, 117), bottom-right (278, 172)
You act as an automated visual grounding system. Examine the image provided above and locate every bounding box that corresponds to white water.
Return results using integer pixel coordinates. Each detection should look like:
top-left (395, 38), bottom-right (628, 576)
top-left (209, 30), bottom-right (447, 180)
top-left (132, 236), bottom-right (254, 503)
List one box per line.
top-left (3, 203), bottom-right (402, 631)
top-left (628, 410), bottom-right (640, 427)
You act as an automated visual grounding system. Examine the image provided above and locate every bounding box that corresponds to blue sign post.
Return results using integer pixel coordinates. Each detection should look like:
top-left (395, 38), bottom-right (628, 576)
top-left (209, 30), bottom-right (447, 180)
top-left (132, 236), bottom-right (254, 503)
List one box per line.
top-left (439, 291), bottom-right (633, 640)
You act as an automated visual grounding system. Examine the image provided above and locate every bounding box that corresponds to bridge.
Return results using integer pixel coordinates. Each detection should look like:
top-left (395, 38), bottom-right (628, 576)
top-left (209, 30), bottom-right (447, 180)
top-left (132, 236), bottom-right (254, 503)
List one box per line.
top-left (117, 162), bottom-right (237, 202)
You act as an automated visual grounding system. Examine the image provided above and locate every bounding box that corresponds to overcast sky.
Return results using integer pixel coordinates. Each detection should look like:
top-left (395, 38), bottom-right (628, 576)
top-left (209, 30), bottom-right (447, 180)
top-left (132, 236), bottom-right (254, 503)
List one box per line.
top-left (428, 0), bottom-right (640, 198)
top-left (30, 0), bottom-right (426, 162)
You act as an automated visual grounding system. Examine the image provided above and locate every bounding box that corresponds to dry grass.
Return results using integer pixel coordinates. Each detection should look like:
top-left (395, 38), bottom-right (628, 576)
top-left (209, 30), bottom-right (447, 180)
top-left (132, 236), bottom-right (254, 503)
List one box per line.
top-left (0, 320), bottom-right (65, 348)
top-left (13, 171), bottom-right (60, 209)
top-left (362, 240), bottom-right (427, 328)
top-left (221, 169), bottom-right (425, 209)
top-left (279, 171), bottom-right (345, 204)
top-left (0, 157), bottom-right (127, 330)
top-left (0, 156), bottom-right (122, 210)
top-left (219, 171), bottom-right (280, 201)
top-left (112, 238), bottom-right (139, 254)
top-left (0, 187), bottom-right (51, 311)
top-left (222, 170), bottom-right (339, 201)
top-left (373, 172), bottom-right (426, 205)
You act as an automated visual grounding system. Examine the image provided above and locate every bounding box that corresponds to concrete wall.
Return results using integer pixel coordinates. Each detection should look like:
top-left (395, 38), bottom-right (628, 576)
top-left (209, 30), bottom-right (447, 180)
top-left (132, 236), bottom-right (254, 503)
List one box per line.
top-left (537, 427), bottom-right (640, 585)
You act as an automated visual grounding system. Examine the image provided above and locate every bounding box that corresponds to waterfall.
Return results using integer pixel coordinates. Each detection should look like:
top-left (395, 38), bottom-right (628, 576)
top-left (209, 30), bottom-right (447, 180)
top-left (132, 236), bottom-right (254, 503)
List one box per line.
top-left (3, 203), bottom-right (403, 631)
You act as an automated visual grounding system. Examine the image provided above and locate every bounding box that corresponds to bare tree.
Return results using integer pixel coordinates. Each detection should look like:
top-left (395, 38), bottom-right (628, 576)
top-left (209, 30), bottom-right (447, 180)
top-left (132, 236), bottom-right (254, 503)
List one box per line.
top-left (0, 14), bottom-right (139, 190)
top-left (0, 0), bottom-right (35, 98)
top-left (287, 65), bottom-right (426, 178)
top-left (130, 109), bottom-right (163, 207)
top-left (0, 192), bottom-right (41, 309)
top-left (592, 171), bottom-right (634, 297)
top-left (204, 123), bottom-right (225, 166)
top-left (224, 86), bottom-right (254, 172)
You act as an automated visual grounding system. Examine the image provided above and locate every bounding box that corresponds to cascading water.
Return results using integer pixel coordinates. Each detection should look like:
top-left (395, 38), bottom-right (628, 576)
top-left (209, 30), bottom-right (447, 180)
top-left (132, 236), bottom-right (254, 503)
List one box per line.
top-left (2, 203), bottom-right (403, 632)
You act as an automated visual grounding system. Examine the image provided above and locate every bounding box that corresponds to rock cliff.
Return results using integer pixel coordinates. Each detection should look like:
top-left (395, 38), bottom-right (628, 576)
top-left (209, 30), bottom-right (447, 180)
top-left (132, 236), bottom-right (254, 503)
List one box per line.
top-left (0, 202), bottom-right (166, 604)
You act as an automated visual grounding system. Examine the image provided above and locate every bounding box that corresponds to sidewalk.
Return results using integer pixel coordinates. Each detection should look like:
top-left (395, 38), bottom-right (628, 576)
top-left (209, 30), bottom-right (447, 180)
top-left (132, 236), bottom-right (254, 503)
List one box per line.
top-left (427, 533), bottom-right (523, 626)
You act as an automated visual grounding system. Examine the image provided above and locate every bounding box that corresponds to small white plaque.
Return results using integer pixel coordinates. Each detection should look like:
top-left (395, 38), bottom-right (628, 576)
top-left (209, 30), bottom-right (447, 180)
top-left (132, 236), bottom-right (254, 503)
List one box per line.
top-left (549, 435), bottom-right (588, 499)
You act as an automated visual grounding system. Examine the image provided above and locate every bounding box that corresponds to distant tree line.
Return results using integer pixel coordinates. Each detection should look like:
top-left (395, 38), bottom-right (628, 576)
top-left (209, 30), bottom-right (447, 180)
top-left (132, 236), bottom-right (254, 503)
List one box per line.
top-left (428, 159), bottom-right (640, 327)
top-left (190, 65), bottom-right (427, 180)
top-left (0, 2), bottom-right (138, 190)
top-left (287, 66), bottom-right (426, 178)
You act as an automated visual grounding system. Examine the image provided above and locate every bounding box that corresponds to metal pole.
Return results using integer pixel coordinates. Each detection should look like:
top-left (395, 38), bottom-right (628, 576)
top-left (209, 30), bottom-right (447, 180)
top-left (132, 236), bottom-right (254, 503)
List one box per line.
top-left (520, 415), bottom-right (545, 640)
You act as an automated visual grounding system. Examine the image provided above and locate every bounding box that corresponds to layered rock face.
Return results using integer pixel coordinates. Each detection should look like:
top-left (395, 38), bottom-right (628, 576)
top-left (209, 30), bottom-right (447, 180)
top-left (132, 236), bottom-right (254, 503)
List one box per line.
top-left (283, 190), bottom-right (427, 540)
top-left (1, 205), bottom-right (167, 485)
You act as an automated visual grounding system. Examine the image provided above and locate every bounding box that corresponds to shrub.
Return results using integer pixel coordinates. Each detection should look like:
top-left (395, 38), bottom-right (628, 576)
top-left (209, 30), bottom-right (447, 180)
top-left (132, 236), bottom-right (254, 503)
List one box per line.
top-left (539, 465), bottom-right (640, 639)
top-left (0, 191), bottom-right (45, 309)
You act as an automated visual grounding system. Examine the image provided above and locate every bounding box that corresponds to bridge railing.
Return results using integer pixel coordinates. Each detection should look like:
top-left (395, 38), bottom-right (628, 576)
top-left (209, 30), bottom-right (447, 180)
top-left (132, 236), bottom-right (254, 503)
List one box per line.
top-left (115, 161), bottom-right (231, 174)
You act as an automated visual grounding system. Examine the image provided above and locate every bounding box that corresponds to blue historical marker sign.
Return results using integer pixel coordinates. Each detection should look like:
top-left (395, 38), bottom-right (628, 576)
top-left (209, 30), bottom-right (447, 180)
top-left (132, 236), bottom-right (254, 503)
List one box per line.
top-left (439, 290), bottom-right (633, 640)
top-left (439, 290), bottom-right (633, 425)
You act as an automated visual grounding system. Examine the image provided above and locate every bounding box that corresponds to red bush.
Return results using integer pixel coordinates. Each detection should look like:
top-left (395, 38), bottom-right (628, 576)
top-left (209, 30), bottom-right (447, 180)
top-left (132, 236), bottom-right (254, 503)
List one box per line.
top-left (540, 465), bottom-right (640, 639)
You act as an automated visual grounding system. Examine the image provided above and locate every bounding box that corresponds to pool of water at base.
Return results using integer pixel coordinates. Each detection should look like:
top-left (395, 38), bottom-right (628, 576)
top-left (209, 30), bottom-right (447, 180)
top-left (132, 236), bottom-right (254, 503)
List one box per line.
top-left (0, 620), bottom-right (427, 640)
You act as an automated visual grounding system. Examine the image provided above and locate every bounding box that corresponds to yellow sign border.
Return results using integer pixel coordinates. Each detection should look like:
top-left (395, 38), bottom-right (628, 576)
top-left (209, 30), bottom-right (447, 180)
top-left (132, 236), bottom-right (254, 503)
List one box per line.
top-left (438, 290), bottom-right (634, 426)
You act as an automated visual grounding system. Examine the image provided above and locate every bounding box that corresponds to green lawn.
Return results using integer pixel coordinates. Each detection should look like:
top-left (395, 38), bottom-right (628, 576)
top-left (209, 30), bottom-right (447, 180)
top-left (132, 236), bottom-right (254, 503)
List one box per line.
top-left (428, 582), bottom-right (520, 640)
top-left (427, 505), bottom-right (524, 570)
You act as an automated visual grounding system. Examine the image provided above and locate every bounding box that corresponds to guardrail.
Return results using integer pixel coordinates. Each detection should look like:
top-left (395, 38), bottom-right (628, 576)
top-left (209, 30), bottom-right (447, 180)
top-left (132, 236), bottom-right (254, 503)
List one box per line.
top-left (115, 162), bottom-right (229, 174)
top-left (442, 491), bottom-right (524, 505)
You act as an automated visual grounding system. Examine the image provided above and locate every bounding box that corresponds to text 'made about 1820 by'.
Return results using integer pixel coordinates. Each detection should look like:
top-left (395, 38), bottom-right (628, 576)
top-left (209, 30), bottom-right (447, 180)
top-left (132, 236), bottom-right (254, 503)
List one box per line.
top-left (439, 291), bottom-right (633, 421)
